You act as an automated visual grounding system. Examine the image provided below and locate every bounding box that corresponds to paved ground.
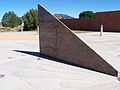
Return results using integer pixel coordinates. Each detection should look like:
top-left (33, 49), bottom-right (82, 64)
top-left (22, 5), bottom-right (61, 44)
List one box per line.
top-left (0, 31), bottom-right (119, 90)
top-left (76, 32), bottom-right (120, 72)
top-left (0, 31), bottom-right (38, 40)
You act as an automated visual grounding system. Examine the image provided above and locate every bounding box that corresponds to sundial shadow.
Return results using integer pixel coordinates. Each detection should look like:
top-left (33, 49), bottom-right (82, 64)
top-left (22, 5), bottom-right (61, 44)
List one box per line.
top-left (13, 50), bottom-right (116, 76)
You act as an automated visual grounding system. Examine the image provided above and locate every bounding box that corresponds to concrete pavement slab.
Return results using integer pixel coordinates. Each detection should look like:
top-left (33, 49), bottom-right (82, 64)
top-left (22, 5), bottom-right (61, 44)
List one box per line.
top-left (0, 32), bottom-right (119, 90)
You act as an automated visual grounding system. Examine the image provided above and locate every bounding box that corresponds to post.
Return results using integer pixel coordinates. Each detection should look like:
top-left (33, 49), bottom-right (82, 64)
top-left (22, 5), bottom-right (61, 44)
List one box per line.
top-left (37, 25), bottom-right (39, 34)
top-left (100, 25), bottom-right (103, 36)
top-left (20, 18), bottom-right (24, 32)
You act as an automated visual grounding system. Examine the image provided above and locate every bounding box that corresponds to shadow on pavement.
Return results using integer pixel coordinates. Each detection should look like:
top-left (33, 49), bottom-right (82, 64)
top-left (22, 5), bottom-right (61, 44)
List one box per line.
top-left (13, 50), bottom-right (113, 76)
top-left (13, 50), bottom-right (40, 57)
top-left (13, 50), bottom-right (83, 67)
top-left (13, 50), bottom-right (66, 63)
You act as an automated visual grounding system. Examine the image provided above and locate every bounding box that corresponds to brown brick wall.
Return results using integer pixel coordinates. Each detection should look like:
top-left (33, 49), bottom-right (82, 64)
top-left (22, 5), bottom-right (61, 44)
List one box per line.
top-left (60, 11), bottom-right (120, 32)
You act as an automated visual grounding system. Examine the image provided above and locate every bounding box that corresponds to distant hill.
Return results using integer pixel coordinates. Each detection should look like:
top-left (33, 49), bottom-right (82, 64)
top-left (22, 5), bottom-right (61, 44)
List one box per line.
top-left (54, 14), bottom-right (74, 19)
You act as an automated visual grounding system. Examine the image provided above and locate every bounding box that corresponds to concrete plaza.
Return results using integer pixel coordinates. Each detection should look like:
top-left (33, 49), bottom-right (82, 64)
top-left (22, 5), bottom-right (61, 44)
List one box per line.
top-left (0, 31), bottom-right (119, 90)
top-left (77, 32), bottom-right (120, 72)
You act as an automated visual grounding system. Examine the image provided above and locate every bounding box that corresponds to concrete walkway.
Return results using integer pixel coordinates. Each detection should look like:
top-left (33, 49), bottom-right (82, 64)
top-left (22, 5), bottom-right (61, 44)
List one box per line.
top-left (0, 32), bottom-right (119, 90)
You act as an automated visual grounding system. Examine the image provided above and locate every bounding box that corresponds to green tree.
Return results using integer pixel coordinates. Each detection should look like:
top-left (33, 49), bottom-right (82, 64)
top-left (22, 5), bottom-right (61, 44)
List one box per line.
top-left (2, 11), bottom-right (21, 28)
top-left (22, 9), bottom-right (38, 31)
top-left (79, 11), bottom-right (96, 18)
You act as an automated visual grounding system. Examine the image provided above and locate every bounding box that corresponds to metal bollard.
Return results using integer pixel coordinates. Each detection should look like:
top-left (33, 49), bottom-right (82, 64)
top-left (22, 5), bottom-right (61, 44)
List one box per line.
top-left (37, 25), bottom-right (39, 34)
top-left (100, 25), bottom-right (103, 36)
top-left (20, 18), bottom-right (24, 32)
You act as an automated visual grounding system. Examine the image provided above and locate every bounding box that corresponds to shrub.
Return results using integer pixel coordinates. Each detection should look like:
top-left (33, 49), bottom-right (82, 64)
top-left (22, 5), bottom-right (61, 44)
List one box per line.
top-left (79, 11), bottom-right (96, 18)
top-left (22, 9), bottom-right (38, 31)
top-left (2, 11), bottom-right (21, 28)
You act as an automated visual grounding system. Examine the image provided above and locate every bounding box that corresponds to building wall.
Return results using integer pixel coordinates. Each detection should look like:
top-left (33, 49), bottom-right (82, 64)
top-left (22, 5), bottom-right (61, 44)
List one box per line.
top-left (60, 11), bottom-right (120, 32)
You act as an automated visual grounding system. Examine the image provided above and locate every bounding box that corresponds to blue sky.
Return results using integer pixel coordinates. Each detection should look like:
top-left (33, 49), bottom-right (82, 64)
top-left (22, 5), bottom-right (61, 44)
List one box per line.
top-left (0, 0), bottom-right (120, 20)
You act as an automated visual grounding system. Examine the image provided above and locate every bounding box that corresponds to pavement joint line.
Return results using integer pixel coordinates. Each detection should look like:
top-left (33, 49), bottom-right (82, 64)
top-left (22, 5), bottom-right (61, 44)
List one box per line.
top-left (13, 74), bottom-right (36, 90)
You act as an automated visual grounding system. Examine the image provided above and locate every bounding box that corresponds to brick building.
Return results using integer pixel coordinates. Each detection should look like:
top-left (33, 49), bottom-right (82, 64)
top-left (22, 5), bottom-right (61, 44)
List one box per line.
top-left (60, 10), bottom-right (120, 32)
